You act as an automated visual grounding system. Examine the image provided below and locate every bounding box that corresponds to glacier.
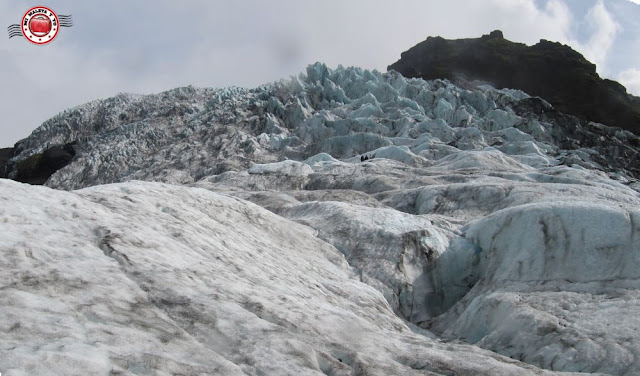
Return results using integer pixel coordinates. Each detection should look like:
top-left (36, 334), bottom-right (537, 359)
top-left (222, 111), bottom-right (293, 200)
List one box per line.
top-left (2, 62), bottom-right (640, 375)
top-left (2, 179), bottom-right (580, 376)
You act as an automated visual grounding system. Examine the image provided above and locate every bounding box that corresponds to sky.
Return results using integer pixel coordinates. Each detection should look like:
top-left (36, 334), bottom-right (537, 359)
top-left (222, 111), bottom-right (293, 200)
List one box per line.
top-left (1, 0), bottom-right (640, 147)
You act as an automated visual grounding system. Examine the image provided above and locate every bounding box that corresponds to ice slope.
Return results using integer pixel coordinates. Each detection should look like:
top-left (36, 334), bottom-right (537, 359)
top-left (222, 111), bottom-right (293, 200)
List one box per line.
top-left (0, 179), bottom-right (573, 376)
top-left (3, 62), bottom-right (640, 374)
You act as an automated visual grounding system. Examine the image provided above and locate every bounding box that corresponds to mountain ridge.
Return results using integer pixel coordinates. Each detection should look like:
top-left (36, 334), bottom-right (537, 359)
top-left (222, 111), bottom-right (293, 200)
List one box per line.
top-left (388, 30), bottom-right (640, 135)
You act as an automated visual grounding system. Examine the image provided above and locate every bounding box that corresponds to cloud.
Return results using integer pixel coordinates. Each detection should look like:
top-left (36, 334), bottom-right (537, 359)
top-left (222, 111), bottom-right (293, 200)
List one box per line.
top-left (478, 0), bottom-right (572, 45)
top-left (488, 0), bottom-right (621, 76)
top-left (618, 68), bottom-right (640, 95)
top-left (572, 0), bottom-right (621, 75)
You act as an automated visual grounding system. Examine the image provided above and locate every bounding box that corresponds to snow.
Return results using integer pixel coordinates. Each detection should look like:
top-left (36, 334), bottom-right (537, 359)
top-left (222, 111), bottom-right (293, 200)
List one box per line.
top-left (3, 61), bottom-right (640, 375)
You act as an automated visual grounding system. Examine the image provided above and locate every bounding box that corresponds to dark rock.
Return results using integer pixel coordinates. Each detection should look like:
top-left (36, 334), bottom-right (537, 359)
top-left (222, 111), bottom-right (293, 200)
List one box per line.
top-left (512, 97), bottom-right (555, 116)
top-left (512, 99), bottom-right (640, 179)
top-left (0, 147), bottom-right (15, 178)
top-left (12, 142), bottom-right (77, 185)
top-left (388, 30), bottom-right (640, 135)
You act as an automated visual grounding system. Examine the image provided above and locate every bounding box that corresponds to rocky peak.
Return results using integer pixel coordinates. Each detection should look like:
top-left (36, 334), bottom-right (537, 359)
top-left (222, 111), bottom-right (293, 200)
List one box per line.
top-left (388, 30), bottom-right (640, 134)
top-left (482, 30), bottom-right (504, 40)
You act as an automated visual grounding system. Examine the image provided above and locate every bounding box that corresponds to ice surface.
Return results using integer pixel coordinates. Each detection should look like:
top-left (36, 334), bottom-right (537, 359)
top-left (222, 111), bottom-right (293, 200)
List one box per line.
top-left (3, 62), bottom-right (640, 375)
top-left (430, 201), bottom-right (640, 374)
top-left (248, 160), bottom-right (313, 176)
top-left (0, 180), bottom-right (575, 376)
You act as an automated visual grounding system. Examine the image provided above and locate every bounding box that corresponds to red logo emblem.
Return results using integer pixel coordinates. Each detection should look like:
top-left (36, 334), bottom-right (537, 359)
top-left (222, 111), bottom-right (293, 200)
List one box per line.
top-left (7, 6), bottom-right (73, 45)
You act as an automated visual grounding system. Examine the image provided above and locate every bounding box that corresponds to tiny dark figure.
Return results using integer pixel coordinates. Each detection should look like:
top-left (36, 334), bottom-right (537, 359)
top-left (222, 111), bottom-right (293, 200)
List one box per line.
top-left (364, 155), bottom-right (369, 161)
top-left (360, 155), bottom-right (365, 162)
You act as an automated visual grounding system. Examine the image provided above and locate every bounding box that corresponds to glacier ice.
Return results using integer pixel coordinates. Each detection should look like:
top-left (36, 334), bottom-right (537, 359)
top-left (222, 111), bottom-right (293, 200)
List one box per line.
top-left (0, 180), bottom-right (576, 376)
top-left (2, 62), bottom-right (640, 375)
top-left (432, 202), bottom-right (640, 374)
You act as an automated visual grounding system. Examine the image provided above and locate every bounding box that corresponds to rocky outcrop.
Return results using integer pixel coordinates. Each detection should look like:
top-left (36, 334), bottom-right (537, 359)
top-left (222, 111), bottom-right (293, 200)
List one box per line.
top-left (511, 97), bottom-right (640, 179)
top-left (0, 147), bottom-right (13, 178)
top-left (2, 142), bottom-right (76, 185)
top-left (388, 30), bottom-right (640, 134)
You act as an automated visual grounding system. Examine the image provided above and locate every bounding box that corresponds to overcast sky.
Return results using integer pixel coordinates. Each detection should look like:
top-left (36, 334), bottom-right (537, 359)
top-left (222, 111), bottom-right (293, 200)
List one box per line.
top-left (1, 0), bottom-right (640, 147)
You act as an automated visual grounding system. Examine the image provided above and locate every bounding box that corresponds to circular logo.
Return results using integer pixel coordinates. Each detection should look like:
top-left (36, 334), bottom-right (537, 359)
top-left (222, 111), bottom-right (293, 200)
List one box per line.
top-left (21, 6), bottom-right (59, 45)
